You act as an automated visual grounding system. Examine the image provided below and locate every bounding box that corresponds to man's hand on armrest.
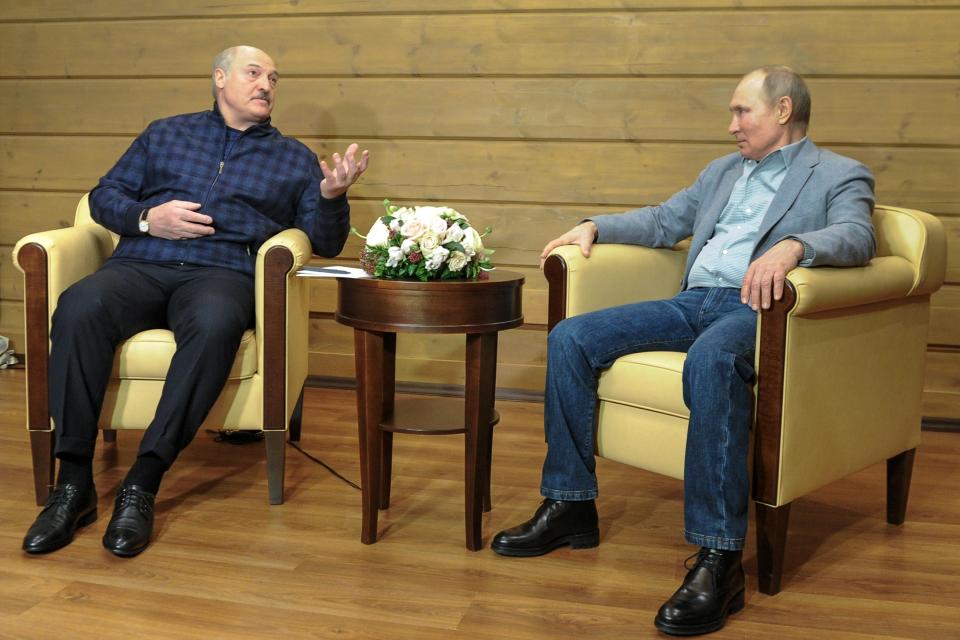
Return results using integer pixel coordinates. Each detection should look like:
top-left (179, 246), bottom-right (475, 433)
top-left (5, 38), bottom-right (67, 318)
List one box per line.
top-left (539, 221), bottom-right (599, 269)
top-left (741, 239), bottom-right (804, 311)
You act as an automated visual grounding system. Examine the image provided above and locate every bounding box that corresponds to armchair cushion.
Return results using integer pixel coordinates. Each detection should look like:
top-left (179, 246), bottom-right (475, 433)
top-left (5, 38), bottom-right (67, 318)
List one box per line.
top-left (111, 328), bottom-right (258, 380)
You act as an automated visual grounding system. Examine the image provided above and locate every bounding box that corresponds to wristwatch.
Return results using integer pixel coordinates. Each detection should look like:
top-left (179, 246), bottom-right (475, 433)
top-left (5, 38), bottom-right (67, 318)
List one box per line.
top-left (138, 208), bottom-right (150, 234)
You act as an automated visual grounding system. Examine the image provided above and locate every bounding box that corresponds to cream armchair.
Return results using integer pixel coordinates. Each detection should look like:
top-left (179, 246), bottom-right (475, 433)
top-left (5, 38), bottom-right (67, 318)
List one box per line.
top-left (13, 194), bottom-right (312, 506)
top-left (543, 205), bottom-right (946, 595)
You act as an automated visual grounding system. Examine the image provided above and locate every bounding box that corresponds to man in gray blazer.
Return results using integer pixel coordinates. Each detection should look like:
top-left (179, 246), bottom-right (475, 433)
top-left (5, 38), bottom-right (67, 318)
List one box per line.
top-left (491, 66), bottom-right (875, 636)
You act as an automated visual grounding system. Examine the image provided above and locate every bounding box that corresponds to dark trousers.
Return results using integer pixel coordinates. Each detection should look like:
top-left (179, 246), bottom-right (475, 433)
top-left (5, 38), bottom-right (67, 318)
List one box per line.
top-left (50, 259), bottom-right (255, 466)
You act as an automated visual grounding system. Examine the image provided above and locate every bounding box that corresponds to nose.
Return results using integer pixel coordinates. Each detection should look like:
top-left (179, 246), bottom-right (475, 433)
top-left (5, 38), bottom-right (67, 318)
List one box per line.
top-left (728, 114), bottom-right (739, 136)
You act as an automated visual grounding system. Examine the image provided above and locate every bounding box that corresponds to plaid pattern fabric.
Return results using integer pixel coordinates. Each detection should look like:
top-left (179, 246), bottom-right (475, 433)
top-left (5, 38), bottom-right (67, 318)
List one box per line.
top-left (89, 104), bottom-right (350, 275)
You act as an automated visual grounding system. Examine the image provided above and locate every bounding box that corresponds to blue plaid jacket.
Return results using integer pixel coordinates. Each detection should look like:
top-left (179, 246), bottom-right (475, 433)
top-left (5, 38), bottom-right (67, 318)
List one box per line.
top-left (89, 104), bottom-right (350, 275)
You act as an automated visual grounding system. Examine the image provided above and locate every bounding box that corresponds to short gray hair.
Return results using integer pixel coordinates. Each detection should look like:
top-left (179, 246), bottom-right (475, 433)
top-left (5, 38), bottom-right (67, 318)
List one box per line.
top-left (755, 65), bottom-right (812, 134)
top-left (211, 47), bottom-right (238, 99)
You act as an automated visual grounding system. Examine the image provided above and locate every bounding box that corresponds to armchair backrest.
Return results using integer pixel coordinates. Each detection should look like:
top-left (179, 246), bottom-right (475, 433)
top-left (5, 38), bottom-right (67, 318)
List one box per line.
top-left (74, 193), bottom-right (120, 249)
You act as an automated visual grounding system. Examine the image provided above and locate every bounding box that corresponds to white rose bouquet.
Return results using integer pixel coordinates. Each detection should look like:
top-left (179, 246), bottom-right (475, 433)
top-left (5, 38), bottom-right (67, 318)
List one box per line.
top-left (353, 200), bottom-right (494, 281)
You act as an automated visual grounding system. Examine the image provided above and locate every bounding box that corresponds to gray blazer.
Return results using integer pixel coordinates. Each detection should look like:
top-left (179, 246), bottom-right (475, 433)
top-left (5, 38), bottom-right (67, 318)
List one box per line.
top-left (591, 138), bottom-right (876, 288)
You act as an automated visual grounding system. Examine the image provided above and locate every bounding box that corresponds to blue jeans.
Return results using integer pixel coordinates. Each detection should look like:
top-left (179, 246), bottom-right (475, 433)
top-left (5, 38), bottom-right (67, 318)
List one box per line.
top-left (541, 287), bottom-right (757, 551)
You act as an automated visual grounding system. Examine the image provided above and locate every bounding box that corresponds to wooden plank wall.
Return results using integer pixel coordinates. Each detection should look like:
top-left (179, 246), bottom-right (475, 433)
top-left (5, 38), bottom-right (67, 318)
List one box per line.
top-left (1, 1), bottom-right (958, 418)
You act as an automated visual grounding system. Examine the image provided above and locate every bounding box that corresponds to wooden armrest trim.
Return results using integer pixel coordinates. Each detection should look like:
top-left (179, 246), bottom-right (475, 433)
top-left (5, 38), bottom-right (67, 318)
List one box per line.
top-left (752, 281), bottom-right (797, 505)
top-left (544, 253), bottom-right (569, 332)
top-left (262, 244), bottom-right (295, 432)
top-left (18, 243), bottom-right (52, 434)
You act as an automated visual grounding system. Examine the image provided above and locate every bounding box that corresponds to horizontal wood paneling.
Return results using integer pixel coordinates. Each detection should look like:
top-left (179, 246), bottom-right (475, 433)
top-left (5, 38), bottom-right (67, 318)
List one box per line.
top-left (6, 0), bottom-right (960, 21)
top-left (0, 300), bottom-right (23, 353)
top-left (4, 78), bottom-right (958, 146)
top-left (923, 350), bottom-right (960, 420)
top-left (3, 11), bottom-right (959, 78)
top-left (3, 137), bottom-right (958, 213)
top-left (2, 2), bottom-right (957, 416)
top-left (929, 285), bottom-right (960, 346)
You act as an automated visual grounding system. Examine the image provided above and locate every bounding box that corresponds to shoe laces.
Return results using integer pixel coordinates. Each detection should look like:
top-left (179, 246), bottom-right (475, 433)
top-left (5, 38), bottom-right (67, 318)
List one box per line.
top-left (684, 548), bottom-right (720, 572)
top-left (116, 487), bottom-right (152, 514)
top-left (45, 484), bottom-right (79, 508)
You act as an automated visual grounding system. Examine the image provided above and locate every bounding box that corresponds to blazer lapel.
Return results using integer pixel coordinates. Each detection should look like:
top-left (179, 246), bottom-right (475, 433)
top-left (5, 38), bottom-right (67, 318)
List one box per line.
top-left (756, 139), bottom-right (820, 242)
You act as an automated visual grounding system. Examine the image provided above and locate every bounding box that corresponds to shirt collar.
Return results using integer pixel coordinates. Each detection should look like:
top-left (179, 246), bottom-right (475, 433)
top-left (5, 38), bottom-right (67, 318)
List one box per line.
top-left (210, 101), bottom-right (274, 134)
top-left (746, 136), bottom-right (807, 169)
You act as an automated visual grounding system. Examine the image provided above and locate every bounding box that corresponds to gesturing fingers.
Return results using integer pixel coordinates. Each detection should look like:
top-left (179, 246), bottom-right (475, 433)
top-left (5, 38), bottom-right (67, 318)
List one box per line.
top-left (320, 143), bottom-right (370, 199)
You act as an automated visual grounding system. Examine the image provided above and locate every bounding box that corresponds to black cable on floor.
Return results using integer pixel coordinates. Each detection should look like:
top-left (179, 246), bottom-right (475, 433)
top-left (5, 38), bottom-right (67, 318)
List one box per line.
top-left (207, 429), bottom-right (361, 491)
top-left (287, 440), bottom-right (361, 491)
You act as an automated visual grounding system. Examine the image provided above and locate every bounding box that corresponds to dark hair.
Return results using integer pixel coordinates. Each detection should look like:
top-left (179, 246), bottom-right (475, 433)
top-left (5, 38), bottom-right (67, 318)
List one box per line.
top-left (756, 65), bottom-right (811, 133)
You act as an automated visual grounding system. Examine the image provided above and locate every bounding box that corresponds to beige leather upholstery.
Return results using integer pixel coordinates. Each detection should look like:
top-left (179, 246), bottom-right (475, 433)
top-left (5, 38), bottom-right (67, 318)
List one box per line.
top-left (545, 204), bottom-right (946, 594)
top-left (13, 194), bottom-right (313, 504)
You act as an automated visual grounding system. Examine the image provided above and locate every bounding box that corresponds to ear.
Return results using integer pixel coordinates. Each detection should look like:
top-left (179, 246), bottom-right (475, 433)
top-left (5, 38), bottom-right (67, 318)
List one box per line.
top-left (214, 68), bottom-right (227, 91)
top-left (776, 96), bottom-right (793, 125)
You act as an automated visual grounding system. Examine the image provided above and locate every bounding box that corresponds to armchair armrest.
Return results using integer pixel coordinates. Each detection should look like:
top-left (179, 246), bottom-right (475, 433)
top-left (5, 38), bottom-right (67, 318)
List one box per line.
top-left (13, 225), bottom-right (115, 324)
top-left (254, 228), bottom-right (313, 432)
top-left (544, 243), bottom-right (688, 330)
top-left (786, 256), bottom-right (918, 316)
top-left (13, 225), bottom-right (114, 440)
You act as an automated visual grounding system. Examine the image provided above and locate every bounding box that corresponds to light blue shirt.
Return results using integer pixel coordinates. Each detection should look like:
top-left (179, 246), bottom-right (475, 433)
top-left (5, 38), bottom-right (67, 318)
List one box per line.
top-left (686, 138), bottom-right (809, 290)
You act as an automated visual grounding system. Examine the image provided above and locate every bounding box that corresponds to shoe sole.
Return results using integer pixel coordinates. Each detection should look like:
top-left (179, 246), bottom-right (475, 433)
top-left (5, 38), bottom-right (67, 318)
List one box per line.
top-left (491, 529), bottom-right (600, 557)
top-left (653, 589), bottom-right (745, 636)
top-left (105, 542), bottom-right (149, 558)
top-left (22, 507), bottom-right (98, 555)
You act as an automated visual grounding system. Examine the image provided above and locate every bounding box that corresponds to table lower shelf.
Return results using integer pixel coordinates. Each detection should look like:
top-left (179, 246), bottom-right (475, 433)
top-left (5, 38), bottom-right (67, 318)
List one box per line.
top-left (379, 397), bottom-right (501, 435)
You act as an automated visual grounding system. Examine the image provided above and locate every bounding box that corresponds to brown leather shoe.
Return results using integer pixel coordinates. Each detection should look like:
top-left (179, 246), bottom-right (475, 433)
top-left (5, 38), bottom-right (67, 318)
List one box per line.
top-left (22, 483), bottom-right (98, 554)
top-left (491, 499), bottom-right (599, 557)
top-left (654, 548), bottom-right (745, 636)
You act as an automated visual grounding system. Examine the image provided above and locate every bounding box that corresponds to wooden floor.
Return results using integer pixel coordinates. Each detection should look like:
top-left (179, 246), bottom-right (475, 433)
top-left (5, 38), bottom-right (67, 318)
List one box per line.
top-left (1, 369), bottom-right (958, 639)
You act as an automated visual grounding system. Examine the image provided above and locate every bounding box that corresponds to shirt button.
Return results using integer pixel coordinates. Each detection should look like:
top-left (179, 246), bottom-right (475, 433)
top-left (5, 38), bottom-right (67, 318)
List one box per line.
top-left (722, 250), bottom-right (728, 255)
top-left (745, 207), bottom-right (752, 213)
top-left (737, 226), bottom-right (742, 230)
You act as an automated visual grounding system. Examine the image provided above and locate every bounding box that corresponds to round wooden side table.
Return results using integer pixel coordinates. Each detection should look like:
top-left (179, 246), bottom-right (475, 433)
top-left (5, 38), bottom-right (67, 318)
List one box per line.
top-left (336, 270), bottom-right (524, 550)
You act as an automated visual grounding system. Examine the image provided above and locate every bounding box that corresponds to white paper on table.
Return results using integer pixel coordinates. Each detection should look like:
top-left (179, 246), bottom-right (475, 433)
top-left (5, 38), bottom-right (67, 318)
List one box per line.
top-left (297, 266), bottom-right (370, 278)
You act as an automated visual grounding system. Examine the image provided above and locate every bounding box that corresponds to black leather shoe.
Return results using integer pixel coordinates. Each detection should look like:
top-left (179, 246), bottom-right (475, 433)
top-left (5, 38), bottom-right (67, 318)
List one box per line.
top-left (102, 484), bottom-right (155, 557)
top-left (22, 483), bottom-right (98, 554)
top-left (654, 548), bottom-right (745, 636)
top-left (491, 499), bottom-right (599, 557)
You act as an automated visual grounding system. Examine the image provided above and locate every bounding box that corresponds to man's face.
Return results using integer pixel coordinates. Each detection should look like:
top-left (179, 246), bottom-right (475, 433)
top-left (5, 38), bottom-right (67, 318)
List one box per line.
top-left (727, 72), bottom-right (789, 161)
top-left (215, 47), bottom-right (279, 129)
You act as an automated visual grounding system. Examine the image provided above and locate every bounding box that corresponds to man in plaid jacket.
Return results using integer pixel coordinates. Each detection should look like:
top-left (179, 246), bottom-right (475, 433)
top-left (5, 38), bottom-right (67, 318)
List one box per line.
top-left (22, 45), bottom-right (369, 558)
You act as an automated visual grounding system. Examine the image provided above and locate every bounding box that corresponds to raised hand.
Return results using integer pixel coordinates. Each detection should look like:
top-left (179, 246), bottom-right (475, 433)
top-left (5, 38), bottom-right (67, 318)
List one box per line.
top-left (320, 143), bottom-right (370, 199)
top-left (145, 201), bottom-right (215, 240)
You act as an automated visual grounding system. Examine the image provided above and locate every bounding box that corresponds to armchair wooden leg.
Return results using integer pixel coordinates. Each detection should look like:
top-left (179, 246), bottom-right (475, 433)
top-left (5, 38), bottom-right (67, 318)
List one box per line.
top-left (30, 430), bottom-right (55, 506)
top-left (102, 429), bottom-right (117, 443)
top-left (265, 430), bottom-right (286, 505)
top-left (288, 387), bottom-right (305, 443)
top-left (755, 502), bottom-right (791, 596)
top-left (887, 448), bottom-right (916, 526)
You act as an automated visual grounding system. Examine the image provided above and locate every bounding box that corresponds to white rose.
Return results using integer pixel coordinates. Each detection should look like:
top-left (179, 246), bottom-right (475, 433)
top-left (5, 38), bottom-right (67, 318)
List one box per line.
top-left (364, 218), bottom-right (391, 248)
top-left (424, 246), bottom-right (450, 271)
top-left (415, 208), bottom-right (449, 235)
top-left (461, 226), bottom-right (484, 257)
top-left (389, 218), bottom-right (401, 231)
top-left (386, 245), bottom-right (404, 268)
top-left (418, 230), bottom-right (441, 256)
top-left (400, 238), bottom-right (417, 255)
top-left (399, 217), bottom-right (428, 241)
top-left (447, 250), bottom-right (468, 272)
top-left (443, 224), bottom-right (465, 244)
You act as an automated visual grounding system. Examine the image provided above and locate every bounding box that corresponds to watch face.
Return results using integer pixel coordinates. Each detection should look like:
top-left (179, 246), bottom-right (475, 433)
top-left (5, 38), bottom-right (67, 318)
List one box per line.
top-left (139, 219), bottom-right (149, 233)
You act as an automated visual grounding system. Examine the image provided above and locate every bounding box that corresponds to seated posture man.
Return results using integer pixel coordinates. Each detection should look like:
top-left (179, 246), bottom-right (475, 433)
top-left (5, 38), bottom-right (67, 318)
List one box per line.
top-left (22, 45), bottom-right (369, 557)
top-left (491, 66), bottom-right (875, 635)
